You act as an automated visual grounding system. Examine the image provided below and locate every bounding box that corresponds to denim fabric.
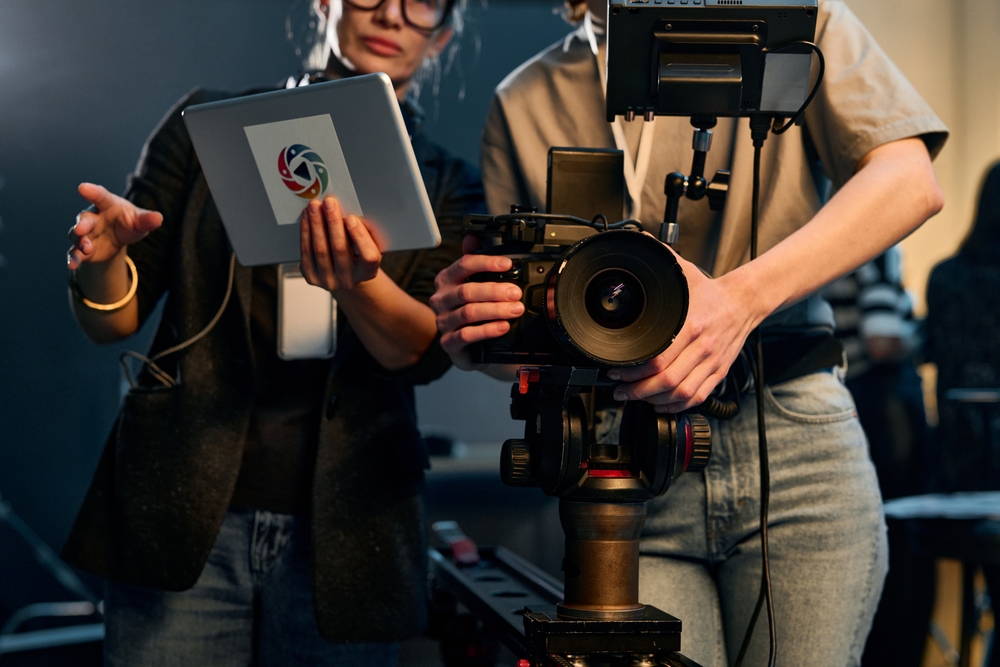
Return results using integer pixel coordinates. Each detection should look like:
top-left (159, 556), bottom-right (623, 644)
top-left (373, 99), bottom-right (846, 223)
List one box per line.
top-left (103, 509), bottom-right (398, 667)
top-left (639, 369), bottom-right (888, 667)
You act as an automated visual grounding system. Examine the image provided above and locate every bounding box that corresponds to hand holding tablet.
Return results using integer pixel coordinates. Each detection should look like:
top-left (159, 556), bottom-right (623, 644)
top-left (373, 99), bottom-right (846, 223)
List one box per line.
top-left (183, 73), bottom-right (441, 266)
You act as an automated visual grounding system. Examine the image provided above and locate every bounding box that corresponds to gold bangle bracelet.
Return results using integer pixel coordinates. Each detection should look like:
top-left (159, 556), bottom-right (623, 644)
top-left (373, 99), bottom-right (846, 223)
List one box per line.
top-left (70, 255), bottom-right (139, 313)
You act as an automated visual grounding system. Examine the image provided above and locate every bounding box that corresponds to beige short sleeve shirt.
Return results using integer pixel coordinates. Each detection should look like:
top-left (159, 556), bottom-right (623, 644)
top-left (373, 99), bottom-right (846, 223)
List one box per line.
top-left (481, 0), bottom-right (948, 287)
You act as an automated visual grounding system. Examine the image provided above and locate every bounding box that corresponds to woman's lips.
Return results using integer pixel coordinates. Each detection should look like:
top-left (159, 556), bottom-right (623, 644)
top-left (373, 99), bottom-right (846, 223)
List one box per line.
top-left (362, 36), bottom-right (402, 56)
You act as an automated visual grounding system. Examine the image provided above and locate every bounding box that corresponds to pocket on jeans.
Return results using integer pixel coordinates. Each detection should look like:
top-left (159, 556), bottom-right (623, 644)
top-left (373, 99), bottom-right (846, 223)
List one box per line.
top-left (763, 371), bottom-right (858, 424)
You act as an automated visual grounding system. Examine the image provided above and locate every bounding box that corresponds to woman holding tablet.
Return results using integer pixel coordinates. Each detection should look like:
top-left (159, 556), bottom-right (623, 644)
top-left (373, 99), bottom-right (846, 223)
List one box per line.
top-left (63, 1), bottom-right (481, 664)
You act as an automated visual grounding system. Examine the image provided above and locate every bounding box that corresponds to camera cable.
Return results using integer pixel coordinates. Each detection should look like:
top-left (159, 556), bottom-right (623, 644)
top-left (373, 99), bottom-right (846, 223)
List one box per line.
top-left (119, 252), bottom-right (237, 388)
top-left (732, 118), bottom-right (776, 667)
top-left (487, 211), bottom-right (643, 233)
top-left (733, 42), bottom-right (825, 667)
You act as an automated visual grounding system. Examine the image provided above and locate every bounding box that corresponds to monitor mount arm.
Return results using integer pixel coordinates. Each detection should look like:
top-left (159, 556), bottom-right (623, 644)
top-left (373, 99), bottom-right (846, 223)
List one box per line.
top-left (659, 115), bottom-right (731, 246)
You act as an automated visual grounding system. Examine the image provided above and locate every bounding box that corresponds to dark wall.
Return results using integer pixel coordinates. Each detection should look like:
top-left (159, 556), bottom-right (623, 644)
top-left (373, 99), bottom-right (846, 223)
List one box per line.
top-left (0, 0), bottom-right (572, 621)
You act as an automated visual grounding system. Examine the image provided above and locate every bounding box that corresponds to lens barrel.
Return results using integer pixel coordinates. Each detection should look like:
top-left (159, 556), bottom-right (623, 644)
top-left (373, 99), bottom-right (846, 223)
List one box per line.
top-left (546, 230), bottom-right (688, 366)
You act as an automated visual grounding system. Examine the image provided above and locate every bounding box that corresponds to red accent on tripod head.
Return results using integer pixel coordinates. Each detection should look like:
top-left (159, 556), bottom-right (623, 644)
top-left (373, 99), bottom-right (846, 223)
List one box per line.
top-left (589, 470), bottom-right (632, 478)
top-left (517, 367), bottom-right (541, 394)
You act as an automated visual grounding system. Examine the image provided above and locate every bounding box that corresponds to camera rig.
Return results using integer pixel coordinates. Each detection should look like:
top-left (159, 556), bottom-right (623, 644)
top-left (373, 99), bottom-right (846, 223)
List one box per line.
top-left (432, 2), bottom-right (823, 666)
top-left (439, 208), bottom-right (712, 666)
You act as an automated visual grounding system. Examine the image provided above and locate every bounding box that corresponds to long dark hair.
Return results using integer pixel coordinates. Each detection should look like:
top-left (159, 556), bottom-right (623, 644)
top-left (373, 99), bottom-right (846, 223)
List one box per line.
top-left (960, 160), bottom-right (1000, 264)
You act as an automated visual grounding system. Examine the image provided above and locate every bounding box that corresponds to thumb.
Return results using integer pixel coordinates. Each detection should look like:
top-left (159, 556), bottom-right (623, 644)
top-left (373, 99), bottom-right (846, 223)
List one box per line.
top-left (78, 182), bottom-right (119, 212)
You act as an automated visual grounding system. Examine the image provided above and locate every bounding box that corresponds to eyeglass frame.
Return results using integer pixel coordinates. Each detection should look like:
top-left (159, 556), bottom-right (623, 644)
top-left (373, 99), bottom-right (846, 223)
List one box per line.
top-left (340, 0), bottom-right (458, 33)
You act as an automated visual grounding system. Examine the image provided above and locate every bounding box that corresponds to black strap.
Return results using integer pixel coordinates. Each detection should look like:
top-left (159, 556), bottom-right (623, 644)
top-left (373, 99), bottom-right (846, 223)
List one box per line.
top-left (729, 333), bottom-right (845, 390)
top-left (763, 334), bottom-right (844, 385)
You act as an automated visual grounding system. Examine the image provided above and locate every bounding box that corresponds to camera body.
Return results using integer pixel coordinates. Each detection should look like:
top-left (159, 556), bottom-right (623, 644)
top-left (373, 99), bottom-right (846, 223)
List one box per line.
top-left (466, 244), bottom-right (578, 368)
top-left (464, 148), bottom-right (710, 505)
top-left (466, 214), bottom-right (689, 370)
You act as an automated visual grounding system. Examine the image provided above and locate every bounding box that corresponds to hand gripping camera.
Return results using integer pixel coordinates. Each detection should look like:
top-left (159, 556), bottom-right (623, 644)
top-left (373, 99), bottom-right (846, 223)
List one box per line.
top-left (465, 208), bottom-right (711, 502)
top-left (464, 195), bottom-right (711, 624)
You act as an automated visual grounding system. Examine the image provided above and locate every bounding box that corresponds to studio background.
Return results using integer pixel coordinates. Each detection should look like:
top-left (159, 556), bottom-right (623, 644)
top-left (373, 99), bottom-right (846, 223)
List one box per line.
top-left (1, 0), bottom-right (999, 652)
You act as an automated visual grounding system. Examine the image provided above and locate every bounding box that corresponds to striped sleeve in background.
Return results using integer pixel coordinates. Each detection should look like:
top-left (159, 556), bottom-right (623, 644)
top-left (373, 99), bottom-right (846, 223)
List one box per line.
top-left (822, 245), bottom-right (919, 380)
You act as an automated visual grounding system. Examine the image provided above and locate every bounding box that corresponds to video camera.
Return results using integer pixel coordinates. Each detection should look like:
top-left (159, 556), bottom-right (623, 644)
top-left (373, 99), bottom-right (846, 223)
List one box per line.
top-left (464, 213), bottom-right (686, 369)
top-left (464, 145), bottom-right (710, 504)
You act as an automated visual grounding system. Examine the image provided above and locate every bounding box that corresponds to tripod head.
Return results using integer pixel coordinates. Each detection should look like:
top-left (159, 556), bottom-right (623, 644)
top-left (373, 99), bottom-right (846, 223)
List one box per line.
top-left (500, 371), bottom-right (710, 503)
top-left (497, 367), bottom-right (711, 620)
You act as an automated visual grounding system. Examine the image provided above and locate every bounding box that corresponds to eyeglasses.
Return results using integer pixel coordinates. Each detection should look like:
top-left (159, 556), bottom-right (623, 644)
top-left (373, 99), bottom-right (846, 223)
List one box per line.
top-left (341, 0), bottom-right (456, 32)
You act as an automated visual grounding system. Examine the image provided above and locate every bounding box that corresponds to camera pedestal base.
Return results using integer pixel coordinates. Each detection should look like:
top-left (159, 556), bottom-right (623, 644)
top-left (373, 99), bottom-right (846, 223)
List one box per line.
top-left (430, 546), bottom-right (704, 667)
top-left (524, 605), bottom-right (681, 656)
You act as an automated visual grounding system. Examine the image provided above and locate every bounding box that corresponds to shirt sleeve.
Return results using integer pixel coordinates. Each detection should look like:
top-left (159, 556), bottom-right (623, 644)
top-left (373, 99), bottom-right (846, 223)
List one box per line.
top-left (804, 0), bottom-right (949, 189)
top-left (404, 158), bottom-right (484, 307)
top-left (120, 89), bottom-right (210, 326)
top-left (481, 94), bottom-right (533, 216)
top-left (384, 145), bottom-right (486, 386)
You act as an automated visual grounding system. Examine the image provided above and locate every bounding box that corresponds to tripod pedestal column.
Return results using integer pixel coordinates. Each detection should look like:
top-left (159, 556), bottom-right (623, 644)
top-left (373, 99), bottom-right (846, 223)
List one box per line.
top-left (557, 500), bottom-right (647, 620)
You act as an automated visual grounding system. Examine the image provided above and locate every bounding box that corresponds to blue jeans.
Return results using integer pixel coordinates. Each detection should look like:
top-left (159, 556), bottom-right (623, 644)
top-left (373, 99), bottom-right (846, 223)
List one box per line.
top-left (640, 370), bottom-right (888, 667)
top-left (103, 509), bottom-right (398, 667)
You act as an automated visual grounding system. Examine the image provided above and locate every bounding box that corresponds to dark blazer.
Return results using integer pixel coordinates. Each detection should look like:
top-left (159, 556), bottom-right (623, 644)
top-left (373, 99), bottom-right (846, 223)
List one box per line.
top-left (61, 86), bottom-right (483, 642)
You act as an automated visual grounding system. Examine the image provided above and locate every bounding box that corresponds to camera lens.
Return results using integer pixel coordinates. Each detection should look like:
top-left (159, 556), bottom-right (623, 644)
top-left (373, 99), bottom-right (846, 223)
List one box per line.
top-left (584, 269), bottom-right (645, 329)
top-left (547, 230), bottom-right (688, 366)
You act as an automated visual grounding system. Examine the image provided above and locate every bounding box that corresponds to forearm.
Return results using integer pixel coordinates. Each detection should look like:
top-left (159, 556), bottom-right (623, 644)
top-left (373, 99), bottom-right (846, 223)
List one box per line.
top-left (70, 248), bottom-right (140, 343)
top-left (719, 138), bottom-right (943, 328)
top-left (335, 268), bottom-right (438, 370)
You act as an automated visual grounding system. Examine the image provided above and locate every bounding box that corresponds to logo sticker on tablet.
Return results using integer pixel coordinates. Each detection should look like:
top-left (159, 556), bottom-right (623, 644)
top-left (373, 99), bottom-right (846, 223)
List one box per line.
top-left (279, 144), bottom-right (329, 200)
top-left (245, 115), bottom-right (363, 226)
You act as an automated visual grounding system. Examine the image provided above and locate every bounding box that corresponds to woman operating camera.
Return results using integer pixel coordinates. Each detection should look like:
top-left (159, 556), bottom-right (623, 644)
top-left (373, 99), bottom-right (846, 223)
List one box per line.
top-left (431, 1), bottom-right (946, 665)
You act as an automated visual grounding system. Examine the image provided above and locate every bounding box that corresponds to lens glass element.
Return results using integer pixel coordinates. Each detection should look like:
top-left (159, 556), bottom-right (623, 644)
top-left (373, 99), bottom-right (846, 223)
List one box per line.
top-left (584, 269), bottom-right (645, 330)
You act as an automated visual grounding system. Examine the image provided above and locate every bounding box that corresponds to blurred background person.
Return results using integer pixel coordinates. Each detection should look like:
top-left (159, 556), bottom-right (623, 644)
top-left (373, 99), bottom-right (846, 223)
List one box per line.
top-left (926, 159), bottom-right (1000, 494)
top-left (825, 246), bottom-right (927, 501)
top-left (923, 159), bottom-right (1000, 667)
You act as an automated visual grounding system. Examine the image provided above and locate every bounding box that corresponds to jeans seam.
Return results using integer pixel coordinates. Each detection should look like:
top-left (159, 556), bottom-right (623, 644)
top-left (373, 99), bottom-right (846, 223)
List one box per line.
top-left (846, 509), bottom-right (885, 666)
top-left (250, 511), bottom-right (262, 575)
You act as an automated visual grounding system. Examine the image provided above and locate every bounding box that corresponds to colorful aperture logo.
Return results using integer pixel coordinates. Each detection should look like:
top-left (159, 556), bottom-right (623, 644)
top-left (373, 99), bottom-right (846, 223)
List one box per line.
top-left (278, 144), bottom-right (329, 200)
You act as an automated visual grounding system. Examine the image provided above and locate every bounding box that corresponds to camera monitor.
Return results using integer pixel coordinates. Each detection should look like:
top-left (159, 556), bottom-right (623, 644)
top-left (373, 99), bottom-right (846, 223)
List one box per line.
top-left (606, 0), bottom-right (819, 121)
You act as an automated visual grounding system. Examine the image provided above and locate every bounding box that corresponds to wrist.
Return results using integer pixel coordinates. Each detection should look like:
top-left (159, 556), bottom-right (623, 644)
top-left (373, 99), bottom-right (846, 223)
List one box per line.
top-left (71, 250), bottom-right (137, 313)
top-left (329, 268), bottom-right (384, 302)
top-left (718, 262), bottom-right (777, 331)
top-left (73, 247), bottom-right (131, 303)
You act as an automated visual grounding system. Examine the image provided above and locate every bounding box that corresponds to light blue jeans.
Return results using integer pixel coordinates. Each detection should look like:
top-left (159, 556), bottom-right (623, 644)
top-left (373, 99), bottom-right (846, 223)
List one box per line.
top-left (640, 370), bottom-right (888, 667)
top-left (103, 509), bottom-right (398, 667)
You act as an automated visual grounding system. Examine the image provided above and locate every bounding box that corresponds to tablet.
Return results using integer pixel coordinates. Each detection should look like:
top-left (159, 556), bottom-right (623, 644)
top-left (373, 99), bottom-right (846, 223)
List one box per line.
top-left (182, 73), bottom-right (441, 266)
